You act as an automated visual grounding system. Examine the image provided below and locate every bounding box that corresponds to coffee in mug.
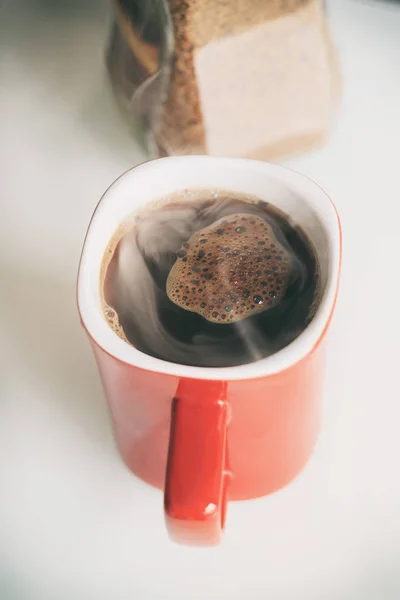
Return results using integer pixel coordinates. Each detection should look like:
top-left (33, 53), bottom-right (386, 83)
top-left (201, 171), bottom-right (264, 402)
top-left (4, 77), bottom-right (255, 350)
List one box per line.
top-left (100, 190), bottom-right (320, 367)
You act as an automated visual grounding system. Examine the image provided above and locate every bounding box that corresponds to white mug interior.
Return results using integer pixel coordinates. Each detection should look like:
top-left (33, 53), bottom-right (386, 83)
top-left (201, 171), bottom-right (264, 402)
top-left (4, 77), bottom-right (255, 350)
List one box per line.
top-left (77, 156), bottom-right (341, 381)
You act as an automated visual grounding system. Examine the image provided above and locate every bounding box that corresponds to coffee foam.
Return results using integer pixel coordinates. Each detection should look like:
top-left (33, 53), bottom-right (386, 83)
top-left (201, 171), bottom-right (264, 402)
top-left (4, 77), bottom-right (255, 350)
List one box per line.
top-left (103, 305), bottom-right (128, 342)
top-left (166, 213), bottom-right (291, 323)
top-left (100, 220), bottom-right (133, 344)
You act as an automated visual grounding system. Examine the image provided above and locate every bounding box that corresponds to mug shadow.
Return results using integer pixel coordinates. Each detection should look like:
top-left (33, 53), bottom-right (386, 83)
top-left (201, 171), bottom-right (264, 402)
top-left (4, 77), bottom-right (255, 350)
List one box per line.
top-left (1, 261), bottom-right (115, 452)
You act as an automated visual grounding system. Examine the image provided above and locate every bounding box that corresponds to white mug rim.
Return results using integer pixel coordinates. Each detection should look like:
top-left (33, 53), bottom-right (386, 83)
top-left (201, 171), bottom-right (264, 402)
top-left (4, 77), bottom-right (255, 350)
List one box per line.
top-left (77, 156), bottom-right (341, 381)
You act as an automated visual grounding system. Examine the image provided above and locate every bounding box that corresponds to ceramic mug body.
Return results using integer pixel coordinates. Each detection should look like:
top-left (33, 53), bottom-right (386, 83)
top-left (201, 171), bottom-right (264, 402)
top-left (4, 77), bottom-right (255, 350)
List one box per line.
top-left (78, 157), bottom-right (341, 545)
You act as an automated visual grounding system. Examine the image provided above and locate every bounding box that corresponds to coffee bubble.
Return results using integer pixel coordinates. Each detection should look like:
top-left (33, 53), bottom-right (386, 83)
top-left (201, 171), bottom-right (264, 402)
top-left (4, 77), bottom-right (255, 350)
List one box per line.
top-left (104, 304), bottom-right (129, 342)
top-left (166, 214), bottom-right (291, 323)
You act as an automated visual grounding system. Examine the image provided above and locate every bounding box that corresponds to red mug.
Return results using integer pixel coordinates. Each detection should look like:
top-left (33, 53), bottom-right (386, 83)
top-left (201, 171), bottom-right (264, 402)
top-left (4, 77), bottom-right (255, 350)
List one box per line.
top-left (77, 157), bottom-right (341, 546)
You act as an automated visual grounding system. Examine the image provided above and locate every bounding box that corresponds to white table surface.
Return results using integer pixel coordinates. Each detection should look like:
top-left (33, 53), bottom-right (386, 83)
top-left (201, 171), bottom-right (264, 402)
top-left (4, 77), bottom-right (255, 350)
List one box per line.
top-left (1, 1), bottom-right (400, 598)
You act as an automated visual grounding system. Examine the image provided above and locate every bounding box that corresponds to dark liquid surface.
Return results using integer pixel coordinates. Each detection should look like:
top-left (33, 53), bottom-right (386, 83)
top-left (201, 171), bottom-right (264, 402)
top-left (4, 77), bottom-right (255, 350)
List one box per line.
top-left (103, 194), bottom-right (320, 367)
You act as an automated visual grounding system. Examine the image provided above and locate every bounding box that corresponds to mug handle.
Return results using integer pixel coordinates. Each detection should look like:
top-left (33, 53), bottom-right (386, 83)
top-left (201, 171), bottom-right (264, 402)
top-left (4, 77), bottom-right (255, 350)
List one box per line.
top-left (164, 379), bottom-right (231, 545)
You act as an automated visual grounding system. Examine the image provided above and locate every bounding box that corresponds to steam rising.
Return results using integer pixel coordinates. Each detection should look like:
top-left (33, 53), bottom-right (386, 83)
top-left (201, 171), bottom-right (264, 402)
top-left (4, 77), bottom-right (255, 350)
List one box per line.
top-left (103, 195), bottom-right (314, 367)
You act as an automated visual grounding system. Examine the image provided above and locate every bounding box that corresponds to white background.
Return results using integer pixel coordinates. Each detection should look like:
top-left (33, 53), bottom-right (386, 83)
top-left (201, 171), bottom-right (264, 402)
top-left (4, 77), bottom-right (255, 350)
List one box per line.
top-left (1, 1), bottom-right (400, 598)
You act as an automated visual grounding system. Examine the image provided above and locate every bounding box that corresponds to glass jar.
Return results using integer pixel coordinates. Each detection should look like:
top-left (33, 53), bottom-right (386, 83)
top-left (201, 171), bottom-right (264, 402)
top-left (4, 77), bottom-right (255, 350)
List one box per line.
top-left (107, 0), bottom-right (339, 160)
